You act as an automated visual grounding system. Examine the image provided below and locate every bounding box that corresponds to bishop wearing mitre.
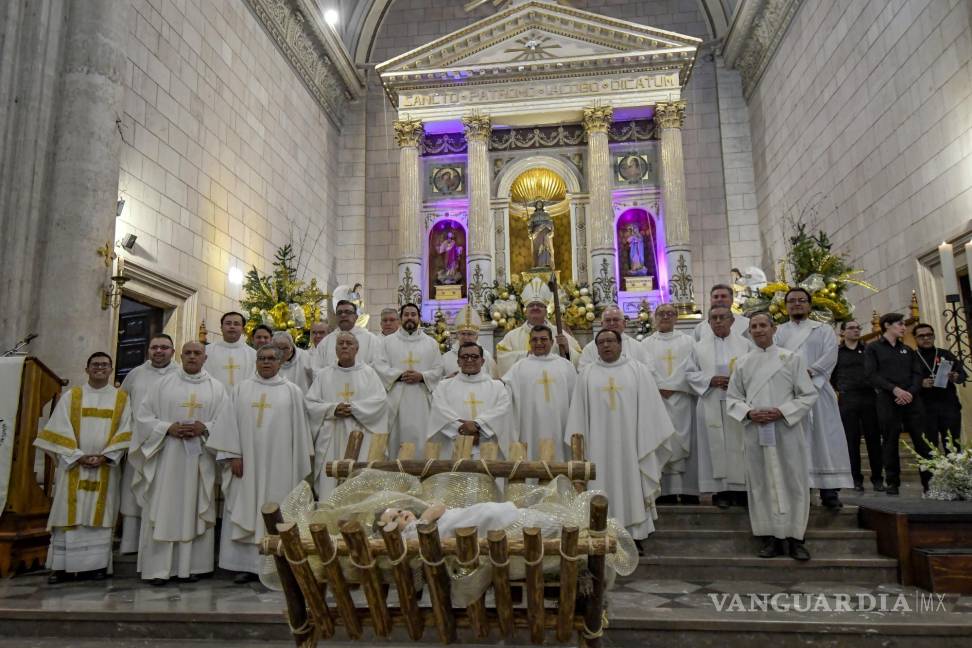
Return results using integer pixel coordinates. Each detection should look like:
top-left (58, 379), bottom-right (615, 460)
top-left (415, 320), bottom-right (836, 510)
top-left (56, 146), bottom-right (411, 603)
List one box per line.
top-left (565, 330), bottom-right (674, 539)
top-left (686, 306), bottom-right (753, 508)
top-left (428, 342), bottom-right (513, 458)
top-left (727, 312), bottom-right (818, 560)
top-left (135, 342), bottom-right (228, 585)
top-left (374, 303), bottom-right (444, 456)
top-left (306, 331), bottom-right (388, 496)
top-left (205, 311), bottom-right (256, 390)
top-left (36, 352), bottom-right (132, 583)
top-left (503, 325), bottom-right (576, 460)
top-left (442, 305), bottom-right (498, 378)
top-left (642, 304), bottom-right (699, 502)
top-left (496, 277), bottom-right (581, 376)
top-left (208, 344), bottom-right (314, 582)
top-left (314, 300), bottom-right (381, 369)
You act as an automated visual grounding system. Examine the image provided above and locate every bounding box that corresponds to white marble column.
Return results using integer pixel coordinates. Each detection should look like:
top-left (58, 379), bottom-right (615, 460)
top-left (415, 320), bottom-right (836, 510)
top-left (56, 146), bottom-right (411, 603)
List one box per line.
top-left (656, 100), bottom-right (696, 313)
top-left (31, 0), bottom-right (132, 383)
top-left (394, 117), bottom-right (424, 307)
top-left (462, 113), bottom-right (493, 312)
top-left (583, 105), bottom-right (617, 306)
top-left (567, 193), bottom-right (590, 284)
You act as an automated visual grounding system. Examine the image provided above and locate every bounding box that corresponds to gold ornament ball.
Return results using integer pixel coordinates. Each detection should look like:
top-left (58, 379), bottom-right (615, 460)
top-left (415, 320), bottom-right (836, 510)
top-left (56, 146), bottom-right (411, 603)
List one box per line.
top-left (439, 343), bottom-right (448, 352)
top-left (769, 304), bottom-right (779, 314)
top-left (500, 291), bottom-right (509, 299)
top-left (638, 312), bottom-right (649, 321)
top-left (579, 288), bottom-right (589, 296)
top-left (286, 319), bottom-right (296, 328)
top-left (499, 317), bottom-right (507, 326)
top-left (249, 307), bottom-right (260, 316)
top-left (491, 311), bottom-right (501, 321)
top-left (585, 311), bottom-right (595, 321)
top-left (827, 283), bottom-right (837, 291)
top-left (572, 290), bottom-right (580, 298)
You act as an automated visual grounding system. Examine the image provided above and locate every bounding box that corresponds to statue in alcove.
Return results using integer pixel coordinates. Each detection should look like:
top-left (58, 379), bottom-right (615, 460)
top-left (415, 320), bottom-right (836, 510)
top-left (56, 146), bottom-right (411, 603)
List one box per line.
top-left (623, 224), bottom-right (648, 276)
top-left (528, 199), bottom-right (555, 270)
top-left (435, 228), bottom-right (464, 285)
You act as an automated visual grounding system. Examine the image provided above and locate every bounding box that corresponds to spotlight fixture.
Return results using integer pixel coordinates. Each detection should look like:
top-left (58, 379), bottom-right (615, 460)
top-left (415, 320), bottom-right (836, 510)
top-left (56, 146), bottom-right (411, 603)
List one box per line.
top-left (324, 9), bottom-right (339, 26)
top-left (116, 198), bottom-right (126, 217)
top-left (228, 266), bottom-right (245, 286)
top-left (119, 234), bottom-right (138, 251)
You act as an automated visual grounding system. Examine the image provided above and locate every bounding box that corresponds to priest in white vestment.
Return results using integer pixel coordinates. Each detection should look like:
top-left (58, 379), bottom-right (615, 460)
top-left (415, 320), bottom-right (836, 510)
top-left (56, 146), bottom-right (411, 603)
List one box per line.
top-left (380, 307), bottom-right (400, 336)
top-left (205, 311), bottom-right (256, 390)
top-left (272, 331), bottom-right (315, 392)
top-left (35, 352), bottom-right (132, 582)
top-left (428, 342), bottom-right (514, 458)
top-left (565, 330), bottom-right (675, 540)
top-left (314, 299), bottom-right (380, 369)
top-left (208, 345), bottom-right (314, 582)
top-left (642, 304), bottom-right (699, 502)
top-left (306, 332), bottom-right (388, 496)
top-left (694, 284), bottom-right (750, 341)
top-left (310, 321), bottom-right (330, 349)
top-left (118, 335), bottom-right (179, 554)
top-left (374, 303), bottom-right (443, 456)
top-left (496, 278), bottom-right (581, 376)
top-left (727, 312), bottom-right (819, 560)
top-left (442, 305), bottom-right (498, 378)
top-left (503, 325), bottom-right (576, 460)
top-left (775, 287), bottom-right (854, 508)
top-left (686, 306), bottom-right (753, 507)
top-left (135, 342), bottom-right (228, 584)
top-left (579, 305), bottom-right (649, 369)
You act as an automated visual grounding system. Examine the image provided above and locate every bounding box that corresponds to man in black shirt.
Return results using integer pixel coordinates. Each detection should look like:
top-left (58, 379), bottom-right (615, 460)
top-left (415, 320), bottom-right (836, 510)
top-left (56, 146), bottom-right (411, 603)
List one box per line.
top-left (831, 320), bottom-right (883, 491)
top-left (914, 323), bottom-right (965, 451)
top-left (863, 313), bottom-right (929, 494)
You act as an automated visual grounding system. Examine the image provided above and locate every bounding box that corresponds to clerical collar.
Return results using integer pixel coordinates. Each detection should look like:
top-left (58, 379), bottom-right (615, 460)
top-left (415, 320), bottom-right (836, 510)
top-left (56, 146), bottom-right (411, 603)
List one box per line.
top-left (656, 330), bottom-right (677, 339)
top-left (396, 328), bottom-right (422, 340)
top-left (217, 338), bottom-right (247, 348)
top-left (84, 382), bottom-right (113, 393)
top-left (528, 352), bottom-right (556, 361)
top-left (180, 368), bottom-right (211, 383)
top-left (335, 362), bottom-right (360, 371)
top-left (457, 371), bottom-right (489, 382)
top-left (754, 344), bottom-right (776, 353)
top-left (254, 374), bottom-right (287, 386)
top-left (595, 356), bottom-right (627, 368)
top-left (148, 361), bottom-right (176, 373)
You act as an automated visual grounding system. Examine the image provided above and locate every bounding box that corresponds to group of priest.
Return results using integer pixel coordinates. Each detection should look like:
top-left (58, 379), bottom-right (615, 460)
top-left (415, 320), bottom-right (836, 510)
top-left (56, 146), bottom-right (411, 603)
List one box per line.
top-left (40, 281), bottom-right (936, 586)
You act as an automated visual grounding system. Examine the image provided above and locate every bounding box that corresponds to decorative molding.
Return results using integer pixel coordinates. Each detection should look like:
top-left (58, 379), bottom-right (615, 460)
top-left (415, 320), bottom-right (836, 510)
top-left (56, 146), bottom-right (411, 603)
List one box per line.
top-left (492, 124), bottom-right (586, 150)
top-left (654, 101), bottom-right (686, 129)
top-left (397, 266), bottom-right (422, 307)
top-left (591, 255), bottom-right (618, 305)
top-left (421, 133), bottom-right (467, 156)
top-left (394, 118), bottom-right (424, 148)
top-left (722, 0), bottom-right (803, 99)
top-left (669, 253), bottom-right (695, 306)
top-left (582, 105), bottom-right (614, 134)
top-left (244, 0), bottom-right (363, 128)
top-left (461, 114), bottom-right (492, 142)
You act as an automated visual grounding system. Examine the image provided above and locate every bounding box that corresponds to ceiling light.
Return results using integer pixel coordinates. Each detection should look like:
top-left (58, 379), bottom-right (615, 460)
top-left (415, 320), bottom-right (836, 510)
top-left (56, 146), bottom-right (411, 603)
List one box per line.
top-left (324, 9), bottom-right (339, 26)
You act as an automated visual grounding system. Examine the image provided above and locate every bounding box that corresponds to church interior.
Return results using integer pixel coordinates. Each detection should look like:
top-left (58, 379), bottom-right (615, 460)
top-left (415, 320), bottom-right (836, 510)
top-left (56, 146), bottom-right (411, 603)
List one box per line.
top-left (2, 0), bottom-right (972, 645)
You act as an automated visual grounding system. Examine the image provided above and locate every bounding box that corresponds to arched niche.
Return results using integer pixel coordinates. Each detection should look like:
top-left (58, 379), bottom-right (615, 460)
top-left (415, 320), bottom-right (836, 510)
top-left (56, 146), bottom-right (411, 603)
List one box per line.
top-left (428, 218), bottom-right (467, 299)
top-left (616, 207), bottom-right (661, 292)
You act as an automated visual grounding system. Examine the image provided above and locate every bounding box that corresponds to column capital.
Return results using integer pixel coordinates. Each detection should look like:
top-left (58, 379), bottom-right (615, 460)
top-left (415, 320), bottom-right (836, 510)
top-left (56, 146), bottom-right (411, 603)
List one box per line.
top-left (582, 105), bottom-right (613, 133)
top-left (393, 117), bottom-right (424, 147)
top-left (461, 113), bottom-right (492, 142)
top-left (654, 101), bottom-right (686, 129)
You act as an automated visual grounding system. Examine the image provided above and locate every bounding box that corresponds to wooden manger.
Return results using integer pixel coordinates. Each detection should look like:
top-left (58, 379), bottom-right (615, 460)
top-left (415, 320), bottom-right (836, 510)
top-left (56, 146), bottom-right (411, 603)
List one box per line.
top-left (260, 431), bottom-right (614, 647)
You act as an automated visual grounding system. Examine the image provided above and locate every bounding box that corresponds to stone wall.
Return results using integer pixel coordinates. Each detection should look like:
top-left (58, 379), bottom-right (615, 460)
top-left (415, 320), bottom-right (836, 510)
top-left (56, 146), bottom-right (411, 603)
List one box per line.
top-left (117, 0), bottom-right (340, 334)
top-left (362, 0), bottom-right (735, 318)
top-left (747, 0), bottom-right (972, 315)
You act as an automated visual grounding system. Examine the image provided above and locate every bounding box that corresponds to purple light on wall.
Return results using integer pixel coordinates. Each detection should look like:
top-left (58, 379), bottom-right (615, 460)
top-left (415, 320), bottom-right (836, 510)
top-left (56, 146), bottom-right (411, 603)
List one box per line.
top-left (614, 206), bottom-right (669, 299)
top-left (423, 119), bottom-right (465, 135)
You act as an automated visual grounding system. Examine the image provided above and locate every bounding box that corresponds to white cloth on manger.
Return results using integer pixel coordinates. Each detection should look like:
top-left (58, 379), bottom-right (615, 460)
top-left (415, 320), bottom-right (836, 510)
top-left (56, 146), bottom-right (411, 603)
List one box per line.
top-left (208, 374), bottom-right (314, 574)
top-left (34, 384), bottom-right (132, 573)
top-left (565, 357), bottom-right (674, 539)
top-left (496, 320), bottom-right (581, 377)
top-left (279, 347), bottom-right (315, 392)
top-left (685, 333), bottom-right (753, 493)
top-left (204, 339), bottom-right (256, 390)
top-left (578, 333), bottom-right (649, 369)
top-left (306, 362), bottom-right (388, 497)
top-left (118, 361), bottom-right (180, 554)
top-left (373, 329), bottom-right (444, 457)
top-left (442, 348), bottom-right (498, 379)
top-left (401, 502), bottom-right (521, 541)
top-left (427, 371), bottom-right (514, 459)
top-left (134, 369), bottom-right (227, 580)
top-left (313, 326), bottom-right (380, 370)
top-left (774, 320), bottom-right (854, 489)
top-left (727, 345), bottom-right (818, 539)
top-left (642, 330), bottom-right (699, 495)
top-left (502, 352), bottom-right (576, 460)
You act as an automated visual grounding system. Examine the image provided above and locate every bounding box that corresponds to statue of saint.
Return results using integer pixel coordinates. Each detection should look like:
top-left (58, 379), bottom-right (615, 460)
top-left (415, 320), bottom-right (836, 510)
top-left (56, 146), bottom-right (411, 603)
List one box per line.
top-left (435, 229), bottom-right (464, 285)
top-left (624, 225), bottom-right (647, 276)
top-left (527, 199), bottom-right (555, 270)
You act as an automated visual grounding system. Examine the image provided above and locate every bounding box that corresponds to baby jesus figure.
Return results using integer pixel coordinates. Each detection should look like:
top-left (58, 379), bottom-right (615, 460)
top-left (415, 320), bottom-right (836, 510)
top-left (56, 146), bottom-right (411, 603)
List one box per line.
top-left (379, 501), bottom-right (522, 541)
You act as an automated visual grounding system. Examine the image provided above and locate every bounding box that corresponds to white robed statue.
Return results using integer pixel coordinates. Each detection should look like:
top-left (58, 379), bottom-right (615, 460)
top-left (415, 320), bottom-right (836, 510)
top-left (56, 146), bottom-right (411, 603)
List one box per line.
top-left (774, 291), bottom-right (854, 503)
top-left (496, 278), bottom-right (581, 376)
top-left (373, 304), bottom-right (444, 456)
top-left (727, 313), bottom-right (819, 560)
top-left (642, 304), bottom-right (699, 497)
top-left (205, 312), bottom-right (256, 389)
top-left (565, 330), bottom-right (674, 539)
top-left (208, 345), bottom-right (314, 579)
top-left (685, 307), bottom-right (753, 502)
top-left (306, 332), bottom-right (388, 496)
top-left (35, 354), bottom-right (132, 581)
top-left (134, 342), bottom-right (228, 583)
top-left (503, 324), bottom-right (576, 460)
top-left (427, 342), bottom-right (514, 458)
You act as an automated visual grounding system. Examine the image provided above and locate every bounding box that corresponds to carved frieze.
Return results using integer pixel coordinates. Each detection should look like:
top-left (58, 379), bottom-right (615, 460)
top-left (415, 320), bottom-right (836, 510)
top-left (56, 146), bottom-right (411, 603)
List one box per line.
top-left (722, 0), bottom-right (803, 99)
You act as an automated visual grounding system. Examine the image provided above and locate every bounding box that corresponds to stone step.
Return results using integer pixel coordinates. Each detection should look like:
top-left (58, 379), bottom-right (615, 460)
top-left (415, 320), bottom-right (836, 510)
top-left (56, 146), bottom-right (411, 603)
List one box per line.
top-left (641, 528), bottom-right (878, 555)
top-left (628, 555), bottom-right (899, 584)
top-left (653, 505), bottom-right (861, 530)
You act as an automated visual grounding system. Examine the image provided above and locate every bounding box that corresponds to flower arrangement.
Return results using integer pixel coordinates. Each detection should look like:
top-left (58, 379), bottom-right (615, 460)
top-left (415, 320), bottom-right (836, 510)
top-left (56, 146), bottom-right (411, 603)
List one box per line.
top-left (485, 277), bottom-right (599, 331)
top-left (906, 435), bottom-right (972, 500)
top-left (741, 222), bottom-right (874, 324)
top-left (240, 244), bottom-right (327, 348)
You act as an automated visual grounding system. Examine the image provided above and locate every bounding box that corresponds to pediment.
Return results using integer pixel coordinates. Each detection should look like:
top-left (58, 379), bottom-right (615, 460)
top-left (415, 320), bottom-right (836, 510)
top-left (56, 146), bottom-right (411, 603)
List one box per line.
top-left (377, 1), bottom-right (700, 88)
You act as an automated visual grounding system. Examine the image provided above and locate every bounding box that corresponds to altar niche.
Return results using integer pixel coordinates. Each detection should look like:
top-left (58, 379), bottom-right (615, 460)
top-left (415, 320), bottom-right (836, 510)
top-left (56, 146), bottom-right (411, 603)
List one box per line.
top-left (616, 208), bottom-right (660, 292)
top-left (428, 219), bottom-right (467, 300)
top-left (507, 167), bottom-right (573, 283)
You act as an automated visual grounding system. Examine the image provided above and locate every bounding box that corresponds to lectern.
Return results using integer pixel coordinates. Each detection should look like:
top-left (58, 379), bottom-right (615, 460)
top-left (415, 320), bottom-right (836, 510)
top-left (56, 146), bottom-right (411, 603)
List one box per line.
top-left (0, 357), bottom-right (65, 576)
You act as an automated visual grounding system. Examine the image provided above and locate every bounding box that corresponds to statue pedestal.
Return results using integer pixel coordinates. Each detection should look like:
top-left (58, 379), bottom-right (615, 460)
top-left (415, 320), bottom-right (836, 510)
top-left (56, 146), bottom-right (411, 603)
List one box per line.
top-left (520, 269), bottom-right (560, 285)
top-left (434, 284), bottom-right (463, 300)
top-left (624, 276), bottom-right (654, 292)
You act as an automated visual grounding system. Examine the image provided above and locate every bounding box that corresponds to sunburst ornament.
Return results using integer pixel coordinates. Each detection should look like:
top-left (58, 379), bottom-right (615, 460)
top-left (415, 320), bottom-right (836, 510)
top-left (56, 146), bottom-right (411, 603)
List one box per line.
top-left (504, 33), bottom-right (562, 61)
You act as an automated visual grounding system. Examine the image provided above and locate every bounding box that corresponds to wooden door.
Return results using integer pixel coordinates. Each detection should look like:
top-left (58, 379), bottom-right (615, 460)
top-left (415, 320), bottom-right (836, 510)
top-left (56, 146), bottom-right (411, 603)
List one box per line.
top-left (115, 297), bottom-right (164, 383)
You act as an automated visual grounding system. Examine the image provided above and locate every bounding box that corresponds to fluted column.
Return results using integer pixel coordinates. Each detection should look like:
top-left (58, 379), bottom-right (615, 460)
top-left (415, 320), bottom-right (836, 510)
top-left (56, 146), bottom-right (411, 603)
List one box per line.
top-left (582, 105), bottom-right (617, 306)
top-left (462, 113), bottom-right (493, 312)
top-left (656, 100), bottom-right (696, 313)
top-left (394, 117), bottom-right (424, 307)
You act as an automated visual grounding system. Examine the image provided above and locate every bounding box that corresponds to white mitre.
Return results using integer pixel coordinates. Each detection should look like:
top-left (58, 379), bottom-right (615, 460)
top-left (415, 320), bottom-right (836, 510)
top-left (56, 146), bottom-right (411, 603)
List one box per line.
top-left (519, 277), bottom-right (553, 309)
top-left (452, 304), bottom-right (482, 333)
